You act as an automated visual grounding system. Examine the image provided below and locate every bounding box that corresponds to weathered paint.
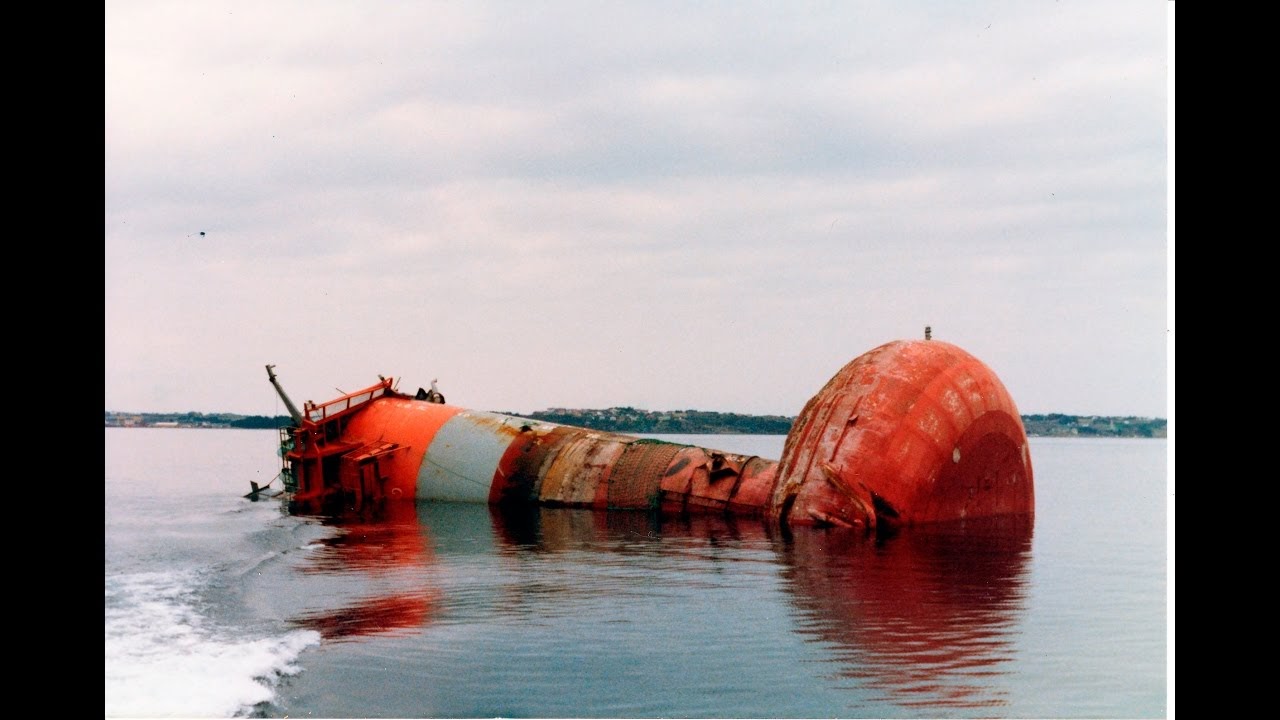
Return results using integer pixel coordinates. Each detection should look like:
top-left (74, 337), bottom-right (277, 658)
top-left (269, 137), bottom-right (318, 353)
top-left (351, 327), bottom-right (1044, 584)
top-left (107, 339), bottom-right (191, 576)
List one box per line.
top-left (769, 340), bottom-right (1034, 530)
top-left (489, 423), bottom-right (576, 505)
top-left (342, 396), bottom-right (462, 501)
top-left (416, 410), bottom-right (527, 502)
top-left (603, 440), bottom-right (684, 510)
top-left (272, 337), bottom-right (1033, 534)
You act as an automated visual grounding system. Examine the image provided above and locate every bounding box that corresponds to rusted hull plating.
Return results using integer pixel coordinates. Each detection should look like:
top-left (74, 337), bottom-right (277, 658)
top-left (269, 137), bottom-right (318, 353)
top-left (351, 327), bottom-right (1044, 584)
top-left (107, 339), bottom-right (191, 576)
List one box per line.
top-left (274, 339), bottom-right (1033, 531)
top-left (770, 340), bottom-right (1034, 530)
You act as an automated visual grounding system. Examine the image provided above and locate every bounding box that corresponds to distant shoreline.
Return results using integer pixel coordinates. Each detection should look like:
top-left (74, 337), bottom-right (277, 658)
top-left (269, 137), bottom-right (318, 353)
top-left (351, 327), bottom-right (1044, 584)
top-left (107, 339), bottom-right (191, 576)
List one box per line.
top-left (104, 409), bottom-right (1167, 439)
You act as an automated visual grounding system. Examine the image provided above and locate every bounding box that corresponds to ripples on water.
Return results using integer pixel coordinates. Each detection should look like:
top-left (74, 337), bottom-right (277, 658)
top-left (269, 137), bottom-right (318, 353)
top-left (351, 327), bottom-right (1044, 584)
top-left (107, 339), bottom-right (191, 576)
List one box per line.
top-left (246, 502), bottom-right (1035, 717)
top-left (104, 429), bottom-right (1166, 718)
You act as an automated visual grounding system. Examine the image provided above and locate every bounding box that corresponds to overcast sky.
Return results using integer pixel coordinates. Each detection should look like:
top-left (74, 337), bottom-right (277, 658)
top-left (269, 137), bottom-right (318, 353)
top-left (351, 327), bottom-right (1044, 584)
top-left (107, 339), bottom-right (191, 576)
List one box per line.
top-left (105, 0), bottom-right (1171, 420)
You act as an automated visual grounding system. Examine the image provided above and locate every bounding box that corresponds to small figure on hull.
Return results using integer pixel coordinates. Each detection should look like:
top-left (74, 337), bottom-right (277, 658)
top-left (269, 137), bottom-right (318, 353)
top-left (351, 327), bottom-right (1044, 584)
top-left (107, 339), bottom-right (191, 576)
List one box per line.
top-left (415, 378), bottom-right (446, 404)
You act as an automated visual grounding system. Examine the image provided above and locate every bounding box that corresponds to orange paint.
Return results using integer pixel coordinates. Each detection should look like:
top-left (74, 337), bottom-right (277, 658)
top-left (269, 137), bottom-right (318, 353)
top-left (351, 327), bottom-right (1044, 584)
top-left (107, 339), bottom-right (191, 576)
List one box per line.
top-left (268, 336), bottom-right (1034, 534)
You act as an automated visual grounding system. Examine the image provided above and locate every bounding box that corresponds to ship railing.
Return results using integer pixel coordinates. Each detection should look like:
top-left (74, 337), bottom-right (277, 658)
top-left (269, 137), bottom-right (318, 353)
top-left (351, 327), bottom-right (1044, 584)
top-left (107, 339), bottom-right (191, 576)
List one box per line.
top-left (302, 378), bottom-right (395, 425)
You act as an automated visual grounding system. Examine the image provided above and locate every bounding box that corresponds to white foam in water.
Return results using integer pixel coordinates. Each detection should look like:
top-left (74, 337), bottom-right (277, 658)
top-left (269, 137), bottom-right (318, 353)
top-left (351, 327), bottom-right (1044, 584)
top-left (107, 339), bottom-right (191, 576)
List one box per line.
top-left (105, 570), bottom-right (320, 718)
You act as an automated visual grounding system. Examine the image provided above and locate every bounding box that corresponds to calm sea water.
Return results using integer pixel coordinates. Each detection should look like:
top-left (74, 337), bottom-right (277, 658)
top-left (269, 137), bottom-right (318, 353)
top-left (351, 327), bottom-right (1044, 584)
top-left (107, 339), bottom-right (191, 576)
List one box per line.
top-left (104, 429), bottom-right (1169, 718)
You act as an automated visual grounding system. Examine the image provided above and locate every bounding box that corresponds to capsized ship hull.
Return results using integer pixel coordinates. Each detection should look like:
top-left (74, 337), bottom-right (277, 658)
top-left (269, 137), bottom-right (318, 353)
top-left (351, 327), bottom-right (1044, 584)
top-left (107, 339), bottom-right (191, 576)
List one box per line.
top-left (265, 338), bottom-right (1034, 532)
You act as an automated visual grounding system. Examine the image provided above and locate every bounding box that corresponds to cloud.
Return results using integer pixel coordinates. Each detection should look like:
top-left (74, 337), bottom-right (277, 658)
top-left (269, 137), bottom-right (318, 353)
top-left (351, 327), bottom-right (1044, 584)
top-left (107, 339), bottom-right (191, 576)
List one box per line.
top-left (105, 0), bottom-right (1169, 419)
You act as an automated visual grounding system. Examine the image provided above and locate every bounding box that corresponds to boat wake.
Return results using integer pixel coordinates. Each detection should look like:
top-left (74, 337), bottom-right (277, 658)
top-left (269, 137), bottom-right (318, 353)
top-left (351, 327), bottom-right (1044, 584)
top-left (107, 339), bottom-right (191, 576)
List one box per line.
top-left (105, 568), bottom-right (319, 718)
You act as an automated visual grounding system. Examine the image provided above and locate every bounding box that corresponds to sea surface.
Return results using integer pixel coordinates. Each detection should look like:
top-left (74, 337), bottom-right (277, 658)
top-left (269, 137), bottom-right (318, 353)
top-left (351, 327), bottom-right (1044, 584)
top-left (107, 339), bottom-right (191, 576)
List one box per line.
top-left (105, 429), bottom-right (1170, 718)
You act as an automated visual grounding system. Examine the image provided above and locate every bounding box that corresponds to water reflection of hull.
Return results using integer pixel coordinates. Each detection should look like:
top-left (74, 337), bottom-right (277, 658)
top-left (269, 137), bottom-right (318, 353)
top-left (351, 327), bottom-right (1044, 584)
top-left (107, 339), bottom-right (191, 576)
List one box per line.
top-left (287, 501), bottom-right (441, 642)
top-left (287, 502), bottom-right (1031, 710)
top-left (487, 502), bottom-right (782, 550)
top-left (782, 517), bottom-right (1034, 709)
top-left (290, 592), bottom-right (438, 642)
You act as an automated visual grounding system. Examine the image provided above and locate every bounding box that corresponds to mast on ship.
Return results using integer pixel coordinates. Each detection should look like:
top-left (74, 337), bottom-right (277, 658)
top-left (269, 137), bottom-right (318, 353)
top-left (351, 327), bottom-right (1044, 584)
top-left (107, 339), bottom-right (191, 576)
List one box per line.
top-left (265, 364), bottom-right (304, 426)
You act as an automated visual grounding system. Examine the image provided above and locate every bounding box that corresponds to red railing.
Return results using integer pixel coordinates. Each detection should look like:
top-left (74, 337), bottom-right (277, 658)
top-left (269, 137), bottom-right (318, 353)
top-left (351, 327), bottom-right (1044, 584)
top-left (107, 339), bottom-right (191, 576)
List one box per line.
top-left (302, 377), bottom-right (396, 426)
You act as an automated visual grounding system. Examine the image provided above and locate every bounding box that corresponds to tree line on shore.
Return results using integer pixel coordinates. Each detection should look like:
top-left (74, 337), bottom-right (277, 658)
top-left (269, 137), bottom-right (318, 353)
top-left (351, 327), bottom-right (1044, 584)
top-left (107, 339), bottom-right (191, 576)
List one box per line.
top-left (105, 409), bottom-right (1166, 438)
